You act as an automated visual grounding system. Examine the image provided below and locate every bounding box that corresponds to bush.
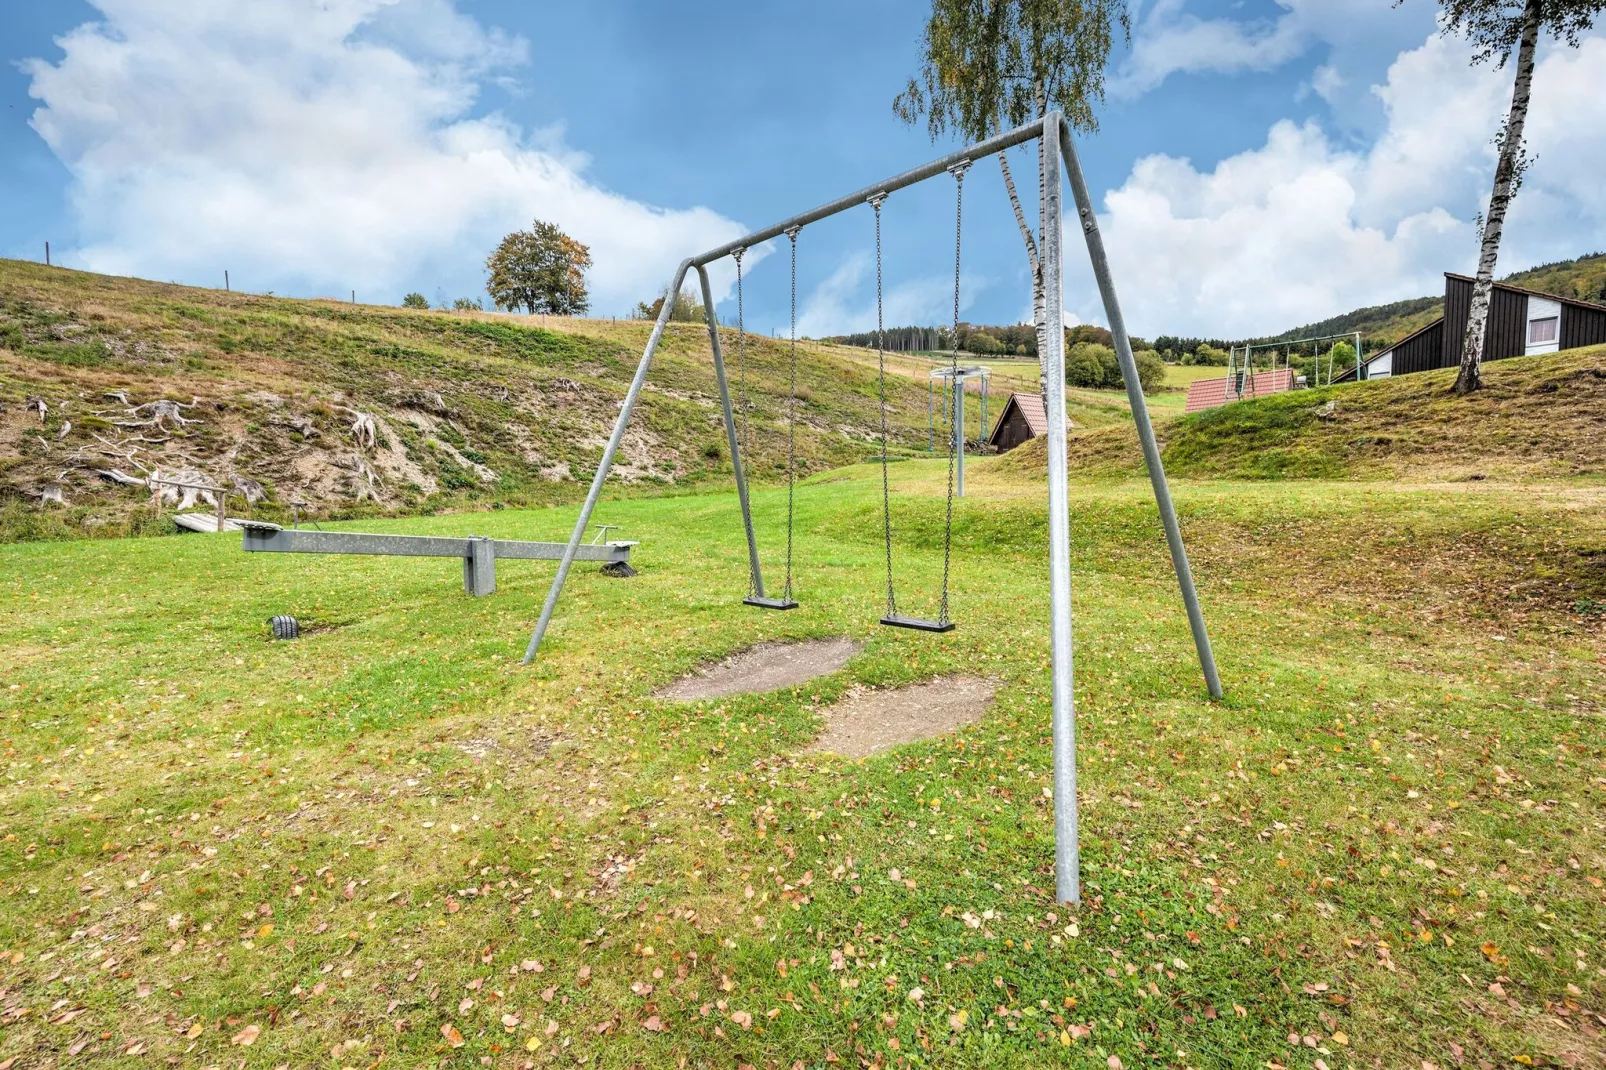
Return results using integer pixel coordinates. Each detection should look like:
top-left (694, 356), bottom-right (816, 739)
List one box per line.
top-left (1186, 343), bottom-right (1230, 366)
top-left (452, 297), bottom-right (483, 312)
top-left (1131, 349), bottom-right (1165, 394)
top-left (1066, 342), bottom-right (1164, 394)
top-left (1065, 342), bottom-right (1113, 388)
top-left (401, 293), bottom-right (429, 309)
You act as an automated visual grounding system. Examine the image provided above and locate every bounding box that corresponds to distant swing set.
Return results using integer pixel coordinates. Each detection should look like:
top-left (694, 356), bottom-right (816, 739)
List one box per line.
top-left (521, 113), bottom-right (1223, 905)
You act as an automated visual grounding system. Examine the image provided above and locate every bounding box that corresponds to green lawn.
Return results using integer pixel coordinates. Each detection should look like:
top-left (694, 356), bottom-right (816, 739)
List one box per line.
top-left (1163, 365), bottom-right (1228, 388)
top-left (1, 459), bottom-right (1603, 1068)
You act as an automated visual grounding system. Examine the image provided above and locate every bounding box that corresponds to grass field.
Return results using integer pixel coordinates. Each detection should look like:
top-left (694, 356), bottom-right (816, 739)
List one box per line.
top-left (2, 448), bottom-right (1604, 1068)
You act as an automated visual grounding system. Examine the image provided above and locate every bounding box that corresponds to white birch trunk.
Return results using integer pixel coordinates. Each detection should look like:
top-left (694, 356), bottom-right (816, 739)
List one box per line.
top-left (1457, 0), bottom-right (1541, 394)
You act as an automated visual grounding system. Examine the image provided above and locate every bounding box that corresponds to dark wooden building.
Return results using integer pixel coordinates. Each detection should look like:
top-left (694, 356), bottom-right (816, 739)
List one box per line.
top-left (988, 392), bottom-right (1048, 452)
top-left (1339, 274), bottom-right (1606, 381)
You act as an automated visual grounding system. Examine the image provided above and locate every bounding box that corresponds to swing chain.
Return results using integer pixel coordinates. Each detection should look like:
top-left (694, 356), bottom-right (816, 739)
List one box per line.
top-left (939, 161), bottom-right (969, 626)
top-left (783, 225), bottom-right (802, 602)
top-left (869, 191), bottom-right (897, 619)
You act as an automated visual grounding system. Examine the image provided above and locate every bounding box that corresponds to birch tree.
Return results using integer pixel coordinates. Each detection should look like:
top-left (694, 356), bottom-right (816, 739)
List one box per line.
top-left (1439, 0), bottom-right (1604, 393)
top-left (894, 0), bottom-right (1128, 400)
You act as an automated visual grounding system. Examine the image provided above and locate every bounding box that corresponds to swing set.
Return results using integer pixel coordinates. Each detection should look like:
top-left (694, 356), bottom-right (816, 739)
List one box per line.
top-left (520, 113), bottom-right (1222, 905)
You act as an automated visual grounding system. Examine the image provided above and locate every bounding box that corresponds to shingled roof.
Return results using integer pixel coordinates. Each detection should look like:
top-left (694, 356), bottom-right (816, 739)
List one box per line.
top-left (1184, 369), bottom-right (1296, 414)
top-left (1009, 392), bottom-right (1048, 435)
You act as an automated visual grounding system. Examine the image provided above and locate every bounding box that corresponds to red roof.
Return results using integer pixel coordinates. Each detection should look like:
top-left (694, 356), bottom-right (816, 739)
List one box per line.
top-left (1184, 369), bottom-right (1296, 414)
top-left (1009, 392), bottom-right (1048, 435)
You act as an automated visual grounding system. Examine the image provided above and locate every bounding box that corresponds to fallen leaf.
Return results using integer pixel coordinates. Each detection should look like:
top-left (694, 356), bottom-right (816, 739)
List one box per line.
top-left (441, 1023), bottom-right (464, 1048)
top-left (230, 1024), bottom-right (261, 1047)
top-left (643, 1015), bottom-right (666, 1032)
top-left (731, 1010), bottom-right (753, 1029)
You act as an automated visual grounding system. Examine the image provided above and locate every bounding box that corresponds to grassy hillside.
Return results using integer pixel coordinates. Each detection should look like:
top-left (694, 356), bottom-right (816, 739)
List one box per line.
top-left (1261, 295), bottom-right (1445, 350)
top-left (0, 260), bottom-right (937, 540)
top-left (1265, 251), bottom-right (1606, 351)
top-left (995, 345), bottom-right (1606, 481)
top-left (1505, 250), bottom-right (1606, 303)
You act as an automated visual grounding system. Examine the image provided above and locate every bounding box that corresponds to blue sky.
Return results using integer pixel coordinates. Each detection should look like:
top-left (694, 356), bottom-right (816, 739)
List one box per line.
top-left (4, 0), bottom-right (1605, 339)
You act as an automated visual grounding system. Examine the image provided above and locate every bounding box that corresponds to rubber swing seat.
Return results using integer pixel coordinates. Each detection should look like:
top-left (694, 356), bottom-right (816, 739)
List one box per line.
top-left (744, 596), bottom-right (800, 611)
top-left (879, 615), bottom-right (955, 633)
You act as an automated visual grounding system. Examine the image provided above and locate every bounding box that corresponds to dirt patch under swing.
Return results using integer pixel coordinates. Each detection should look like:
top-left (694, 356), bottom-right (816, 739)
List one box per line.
top-left (655, 638), bottom-right (863, 700)
top-left (807, 675), bottom-right (998, 758)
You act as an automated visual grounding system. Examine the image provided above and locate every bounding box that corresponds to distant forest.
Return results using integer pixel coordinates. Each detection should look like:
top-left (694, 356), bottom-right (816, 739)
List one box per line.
top-left (822, 251), bottom-right (1606, 365)
top-left (824, 322), bottom-right (1039, 356)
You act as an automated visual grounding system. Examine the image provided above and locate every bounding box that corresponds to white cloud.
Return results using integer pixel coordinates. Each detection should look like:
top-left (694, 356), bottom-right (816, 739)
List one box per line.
top-left (1308, 64), bottom-right (1343, 103)
top-left (23, 0), bottom-right (748, 312)
top-left (794, 253), bottom-right (984, 339)
top-left (1114, 0), bottom-right (1408, 98)
top-left (1078, 32), bottom-right (1606, 337)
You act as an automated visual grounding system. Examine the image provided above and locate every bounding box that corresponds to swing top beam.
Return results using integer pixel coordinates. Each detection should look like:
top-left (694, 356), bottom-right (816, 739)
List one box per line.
top-left (683, 117), bottom-right (1051, 270)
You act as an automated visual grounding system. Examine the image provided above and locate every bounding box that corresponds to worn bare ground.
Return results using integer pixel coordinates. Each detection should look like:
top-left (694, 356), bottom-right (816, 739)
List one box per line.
top-left (806, 675), bottom-right (998, 758)
top-left (654, 638), bottom-right (863, 700)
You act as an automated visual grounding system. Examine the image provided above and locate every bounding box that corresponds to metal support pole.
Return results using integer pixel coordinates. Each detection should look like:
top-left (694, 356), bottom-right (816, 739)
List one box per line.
top-left (522, 259), bottom-right (691, 664)
top-left (1059, 119), bottom-right (1223, 701)
top-left (464, 536), bottom-right (496, 596)
top-left (1039, 117), bottom-right (1079, 906)
top-left (1354, 331), bottom-right (1361, 383)
top-left (697, 265), bottom-right (766, 599)
top-left (953, 374), bottom-right (965, 498)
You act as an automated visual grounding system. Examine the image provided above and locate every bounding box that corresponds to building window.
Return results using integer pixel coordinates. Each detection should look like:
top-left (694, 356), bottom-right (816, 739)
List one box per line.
top-left (1528, 316), bottom-right (1558, 344)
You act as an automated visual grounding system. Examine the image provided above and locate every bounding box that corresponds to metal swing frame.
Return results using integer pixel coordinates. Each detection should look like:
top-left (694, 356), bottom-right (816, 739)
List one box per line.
top-left (520, 112), bottom-right (1223, 906)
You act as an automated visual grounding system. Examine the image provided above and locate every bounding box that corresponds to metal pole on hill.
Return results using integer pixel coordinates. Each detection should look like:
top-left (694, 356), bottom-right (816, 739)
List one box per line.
top-left (45, 242), bottom-right (50, 267)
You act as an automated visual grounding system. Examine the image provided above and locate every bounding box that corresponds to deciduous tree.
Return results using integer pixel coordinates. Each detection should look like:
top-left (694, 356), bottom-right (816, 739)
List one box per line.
top-left (895, 0), bottom-right (1128, 400)
top-left (1434, 0), bottom-right (1605, 393)
top-left (486, 221), bottom-right (593, 316)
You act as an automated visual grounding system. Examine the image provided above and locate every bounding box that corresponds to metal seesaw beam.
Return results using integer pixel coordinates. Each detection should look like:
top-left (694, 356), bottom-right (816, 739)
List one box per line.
top-left (242, 524), bottom-right (633, 597)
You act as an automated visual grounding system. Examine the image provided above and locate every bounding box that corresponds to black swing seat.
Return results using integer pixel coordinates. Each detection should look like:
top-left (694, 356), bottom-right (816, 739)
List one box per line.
top-left (880, 614), bottom-right (955, 633)
top-left (744, 596), bottom-right (799, 611)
